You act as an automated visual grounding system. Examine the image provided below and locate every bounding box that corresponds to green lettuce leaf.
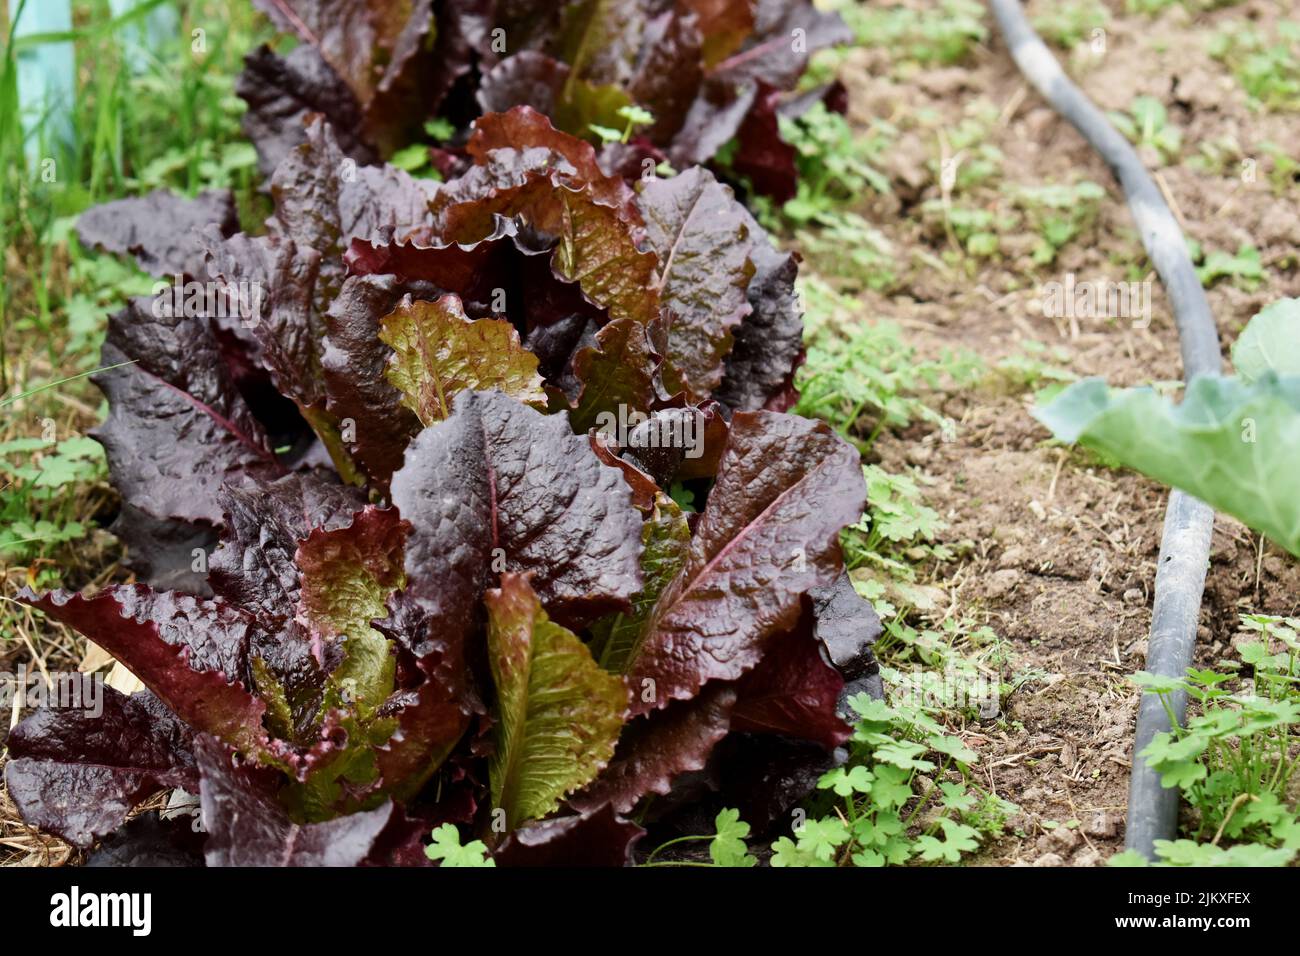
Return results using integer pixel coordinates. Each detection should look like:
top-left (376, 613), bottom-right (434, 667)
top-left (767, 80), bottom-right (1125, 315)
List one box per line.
top-left (486, 573), bottom-right (629, 829)
top-left (380, 294), bottom-right (547, 425)
top-left (295, 505), bottom-right (406, 719)
top-left (591, 493), bottom-right (692, 673)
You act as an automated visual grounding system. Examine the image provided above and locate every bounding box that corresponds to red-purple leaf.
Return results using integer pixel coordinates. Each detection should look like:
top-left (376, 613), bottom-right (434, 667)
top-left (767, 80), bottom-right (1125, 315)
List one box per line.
top-left (318, 275), bottom-right (427, 487)
top-left (730, 604), bottom-right (851, 749)
top-left (76, 188), bottom-right (238, 278)
top-left (714, 206), bottom-right (804, 412)
top-left (624, 411), bottom-right (865, 714)
top-left (668, 74), bottom-right (758, 169)
top-left (197, 736), bottom-right (395, 866)
top-left (250, 0), bottom-right (438, 154)
top-left (431, 109), bottom-right (658, 324)
top-left (4, 689), bottom-right (196, 848)
top-left (391, 389), bottom-right (643, 628)
top-left (684, 0), bottom-right (754, 66)
top-left (494, 804), bottom-right (644, 866)
top-left (237, 43), bottom-right (377, 177)
top-left (627, 6), bottom-right (704, 142)
top-left (209, 474), bottom-right (367, 633)
top-left (711, 0), bottom-right (852, 89)
top-left (811, 572), bottom-right (883, 681)
top-left (636, 167), bottom-right (754, 399)
top-left (477, 50), bottom-right (569, 119)
top-left (570, 683), bottom-right (736, 814)
top-left (295, 505), bottom-right (407, 716)
top-left (371, 648), bottom-right (474, 802)
top-left (92, 296), bottom-right (284, 531)
top-left (730, 81), bottom-right (799, 203)
top-left (16, 587), bottom-right (269, 754)
top-left (567, 317), bottom-right (663, 433)
top-left (589, 433), bottom-right (661, 512)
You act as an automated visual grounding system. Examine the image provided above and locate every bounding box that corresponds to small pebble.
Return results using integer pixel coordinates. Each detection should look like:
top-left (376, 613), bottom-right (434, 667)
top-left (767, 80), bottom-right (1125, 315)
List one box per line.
top-left (1084, 812), bottom-right (1121, 839)
top-left (1073, 848), bottom-right (1102, 868)
top-left (987, 569), bottom-right (1022, 598)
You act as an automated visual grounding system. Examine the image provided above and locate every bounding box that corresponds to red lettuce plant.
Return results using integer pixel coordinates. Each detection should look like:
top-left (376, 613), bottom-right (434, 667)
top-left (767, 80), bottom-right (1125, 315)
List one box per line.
top-left (239, 0), bottom-right (849, 199)
top-left (7, 108), bottom-right (879, 865)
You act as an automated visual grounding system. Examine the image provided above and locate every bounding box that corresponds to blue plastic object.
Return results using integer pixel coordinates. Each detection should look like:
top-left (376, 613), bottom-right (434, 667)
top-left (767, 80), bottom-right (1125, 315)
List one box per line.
top-left (13, 0), bottom-right (76, 165)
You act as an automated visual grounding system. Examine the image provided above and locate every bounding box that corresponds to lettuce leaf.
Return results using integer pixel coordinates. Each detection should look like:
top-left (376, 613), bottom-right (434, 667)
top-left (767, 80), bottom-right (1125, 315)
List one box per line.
top-left (380, 294), bottom-right (547, 424)
top-left (3, 689), bottom-right (197, 848)
top-left (485, 573), bottom-right (628, 829)
top-left (623, 411), bottom-right (865, 713)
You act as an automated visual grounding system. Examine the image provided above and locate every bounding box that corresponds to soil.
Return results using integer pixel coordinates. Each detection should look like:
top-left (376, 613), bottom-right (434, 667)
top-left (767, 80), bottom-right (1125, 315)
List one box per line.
top-left (819, 0), bottom-right (1300, 864)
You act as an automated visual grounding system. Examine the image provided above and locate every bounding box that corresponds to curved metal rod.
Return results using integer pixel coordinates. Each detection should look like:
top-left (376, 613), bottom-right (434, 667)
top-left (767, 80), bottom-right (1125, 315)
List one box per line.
top-left (986, 0), bottom-right (1222, 858)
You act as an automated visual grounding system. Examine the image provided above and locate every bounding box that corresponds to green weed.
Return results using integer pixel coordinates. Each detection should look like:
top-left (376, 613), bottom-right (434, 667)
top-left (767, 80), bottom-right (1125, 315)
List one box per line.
top-left (0, 1), bottom-right (265, 654)
top-left (1209, 20), bottom-right (1300, 111)
top-left (996, 339), bottom-right (1077, 396)
top-left (921, 200), bottom-right (1012, 259)
top-left (1191, 241), bottom-right (1265, 289)
top-left (1109, 96), bottom-right (1182, 164)
top-left (1127, 0), bottom-right (1247, 14)
top-left (1033, 0), bottom-right (1109, 49)
top-left (425, 824), bottom-right (496, 867)
top-left (776, 693), bottom-right (1013, 865)
top-left (776, 103), bottom-right (893, 225)
top-left (792, 211), bottom-right (898, 291)
top-left (1119, 615), bottom-right (1300, 865)
top-left (841, 465), bottom-right (953, 590)
top-left (0, 432), bottom-right (106, 563)
top-left (930, 103), bottom-right (1005, 194)
top-left (794, 279), bottom-right (982, 449)
top-left (1259, 141), bottom-right (1300, 195)
top-left (841, 0), bottom-right (988, 66)
top-left (648, 693), bottom-right (1015, 867)
top-left (1008, 180), bottom-right (1106, 265)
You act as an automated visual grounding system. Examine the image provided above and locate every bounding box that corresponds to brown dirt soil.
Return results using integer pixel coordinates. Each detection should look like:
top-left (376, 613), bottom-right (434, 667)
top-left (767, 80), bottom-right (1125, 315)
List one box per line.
top-left (821, 0), bottom-right (1300, 865)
